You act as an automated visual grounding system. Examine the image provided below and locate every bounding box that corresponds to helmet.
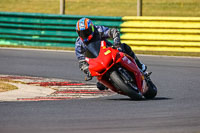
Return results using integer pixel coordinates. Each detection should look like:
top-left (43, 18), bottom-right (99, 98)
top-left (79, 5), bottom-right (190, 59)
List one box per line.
top-left (76, 18), bottom-right (95, 43)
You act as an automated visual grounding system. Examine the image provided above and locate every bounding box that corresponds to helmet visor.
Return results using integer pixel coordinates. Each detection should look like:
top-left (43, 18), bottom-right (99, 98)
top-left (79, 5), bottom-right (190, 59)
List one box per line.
top-left (77, 26), bottom-right (94, 40)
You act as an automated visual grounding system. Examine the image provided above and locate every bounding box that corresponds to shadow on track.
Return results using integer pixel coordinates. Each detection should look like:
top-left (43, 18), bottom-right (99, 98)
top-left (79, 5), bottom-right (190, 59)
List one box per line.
top-left (107, 97), bottom-right (172, 101)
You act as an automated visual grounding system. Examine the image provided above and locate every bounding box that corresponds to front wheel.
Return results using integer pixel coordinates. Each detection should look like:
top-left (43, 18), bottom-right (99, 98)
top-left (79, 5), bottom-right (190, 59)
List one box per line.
top-left (143, 80), bottom-right (157, 99)
top-left (109, 70), bottom-right (142, 100)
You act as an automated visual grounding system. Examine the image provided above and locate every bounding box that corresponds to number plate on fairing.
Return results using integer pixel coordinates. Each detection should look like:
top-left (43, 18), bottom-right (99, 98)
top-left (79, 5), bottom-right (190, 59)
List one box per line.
top-left (104, 50), bottom-right (111, 55)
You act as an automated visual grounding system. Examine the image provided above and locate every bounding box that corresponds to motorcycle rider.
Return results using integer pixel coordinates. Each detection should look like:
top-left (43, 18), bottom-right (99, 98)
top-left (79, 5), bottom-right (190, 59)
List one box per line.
top-left (75, 17), bottom-right (147, 91)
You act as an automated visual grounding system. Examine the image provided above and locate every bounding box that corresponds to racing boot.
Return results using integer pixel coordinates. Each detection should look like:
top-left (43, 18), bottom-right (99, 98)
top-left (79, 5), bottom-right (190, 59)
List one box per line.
top-left (135, 57), bottom-right (147, 72)
top-left (96, 82), bottom-right (108, 91)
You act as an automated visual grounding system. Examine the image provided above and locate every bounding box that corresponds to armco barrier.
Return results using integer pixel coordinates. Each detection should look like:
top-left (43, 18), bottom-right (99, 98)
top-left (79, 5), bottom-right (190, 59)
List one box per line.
top-left (0, 12), bottom-right (200, 54)
top-left (0, 12), bottom-right (122, 47)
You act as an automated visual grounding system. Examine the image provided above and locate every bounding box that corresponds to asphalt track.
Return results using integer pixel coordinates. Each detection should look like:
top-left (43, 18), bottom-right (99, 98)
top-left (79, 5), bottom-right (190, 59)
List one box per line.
top-left (0, 48), bottom-right (200, 133)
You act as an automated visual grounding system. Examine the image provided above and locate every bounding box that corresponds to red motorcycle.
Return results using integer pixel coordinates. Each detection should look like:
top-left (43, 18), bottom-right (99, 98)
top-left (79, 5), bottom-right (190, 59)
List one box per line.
top-left (85, 40), bottom-right (157, 100)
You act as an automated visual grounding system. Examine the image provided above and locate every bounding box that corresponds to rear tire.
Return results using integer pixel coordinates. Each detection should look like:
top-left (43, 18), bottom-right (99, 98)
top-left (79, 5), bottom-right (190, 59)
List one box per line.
top-left (109, 70), bottom-right (142, 100)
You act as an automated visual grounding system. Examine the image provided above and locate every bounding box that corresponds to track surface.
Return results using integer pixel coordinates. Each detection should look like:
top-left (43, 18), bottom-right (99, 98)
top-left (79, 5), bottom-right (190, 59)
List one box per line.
top-left (0, 48), bottom-right (200, 133)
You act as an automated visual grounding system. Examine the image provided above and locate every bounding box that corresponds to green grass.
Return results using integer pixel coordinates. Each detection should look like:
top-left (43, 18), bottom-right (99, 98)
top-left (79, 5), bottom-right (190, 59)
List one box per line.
top-left (0, 0), bottom-right (200, 17)
top-left (0, 81), bottom-right (18, 92)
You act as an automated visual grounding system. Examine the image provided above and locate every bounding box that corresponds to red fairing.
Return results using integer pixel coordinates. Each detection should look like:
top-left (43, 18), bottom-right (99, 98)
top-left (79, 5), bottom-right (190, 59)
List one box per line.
top-left (119, 55), bottom-right (143, 92)
top-left (85, 40), bottom-right (143, 95)
top-left (86, 41), bottom-right (120, 78)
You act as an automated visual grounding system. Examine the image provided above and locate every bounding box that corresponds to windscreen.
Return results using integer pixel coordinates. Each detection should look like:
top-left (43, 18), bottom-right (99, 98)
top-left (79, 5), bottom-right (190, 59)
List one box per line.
top-left (85, 40), bottom-right (101, 58)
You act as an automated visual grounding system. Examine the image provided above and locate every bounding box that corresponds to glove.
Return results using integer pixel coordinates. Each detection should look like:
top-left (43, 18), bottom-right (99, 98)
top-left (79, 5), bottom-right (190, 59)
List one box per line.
top-left (79, 60), bottom-right (90, 74)
top-left (79, 60), bottom-right (93, 81)
top-left (108, 28), bottom-right (121, 48)
top-left (113, 38), bottom-right (121, 48)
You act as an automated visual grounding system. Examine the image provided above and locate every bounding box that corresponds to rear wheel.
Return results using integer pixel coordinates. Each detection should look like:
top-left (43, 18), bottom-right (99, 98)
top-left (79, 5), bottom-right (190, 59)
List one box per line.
top-left (109, 70), bottom-right (142, 100)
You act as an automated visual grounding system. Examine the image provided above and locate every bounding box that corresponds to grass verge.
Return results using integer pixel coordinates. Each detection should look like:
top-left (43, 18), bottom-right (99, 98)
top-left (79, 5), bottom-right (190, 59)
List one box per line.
top-left (0, 81), bottom-right (18, 92)
top-left (0, 0), bottom-right (200, 17)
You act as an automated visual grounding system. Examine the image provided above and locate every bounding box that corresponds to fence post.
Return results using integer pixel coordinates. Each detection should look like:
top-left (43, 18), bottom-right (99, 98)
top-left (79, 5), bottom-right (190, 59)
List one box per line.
top-left (137, 0), bottom-right (142, 16)
top-left (60, 0), bottom-right (65, 14)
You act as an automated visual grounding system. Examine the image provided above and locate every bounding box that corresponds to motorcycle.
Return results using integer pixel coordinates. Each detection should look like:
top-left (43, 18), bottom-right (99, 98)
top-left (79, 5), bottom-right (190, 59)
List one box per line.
top-left (84, 40), bottom-right (157, 100)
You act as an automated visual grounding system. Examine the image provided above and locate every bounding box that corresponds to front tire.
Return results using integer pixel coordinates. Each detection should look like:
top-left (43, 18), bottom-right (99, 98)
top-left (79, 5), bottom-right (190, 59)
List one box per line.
top-left (143, 80), bottom-right (157, 99)
top-left (109, 70), bottom-right (142, 100)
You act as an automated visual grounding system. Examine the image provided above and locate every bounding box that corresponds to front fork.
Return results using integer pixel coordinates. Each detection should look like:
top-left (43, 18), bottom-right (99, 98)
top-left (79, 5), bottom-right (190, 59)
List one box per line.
top-left (143, 71), bottom-right (153, 94)
top-left (117, 67), bottom-right (140, 93)
top-left (117, 66), bottom-right (153, 95)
